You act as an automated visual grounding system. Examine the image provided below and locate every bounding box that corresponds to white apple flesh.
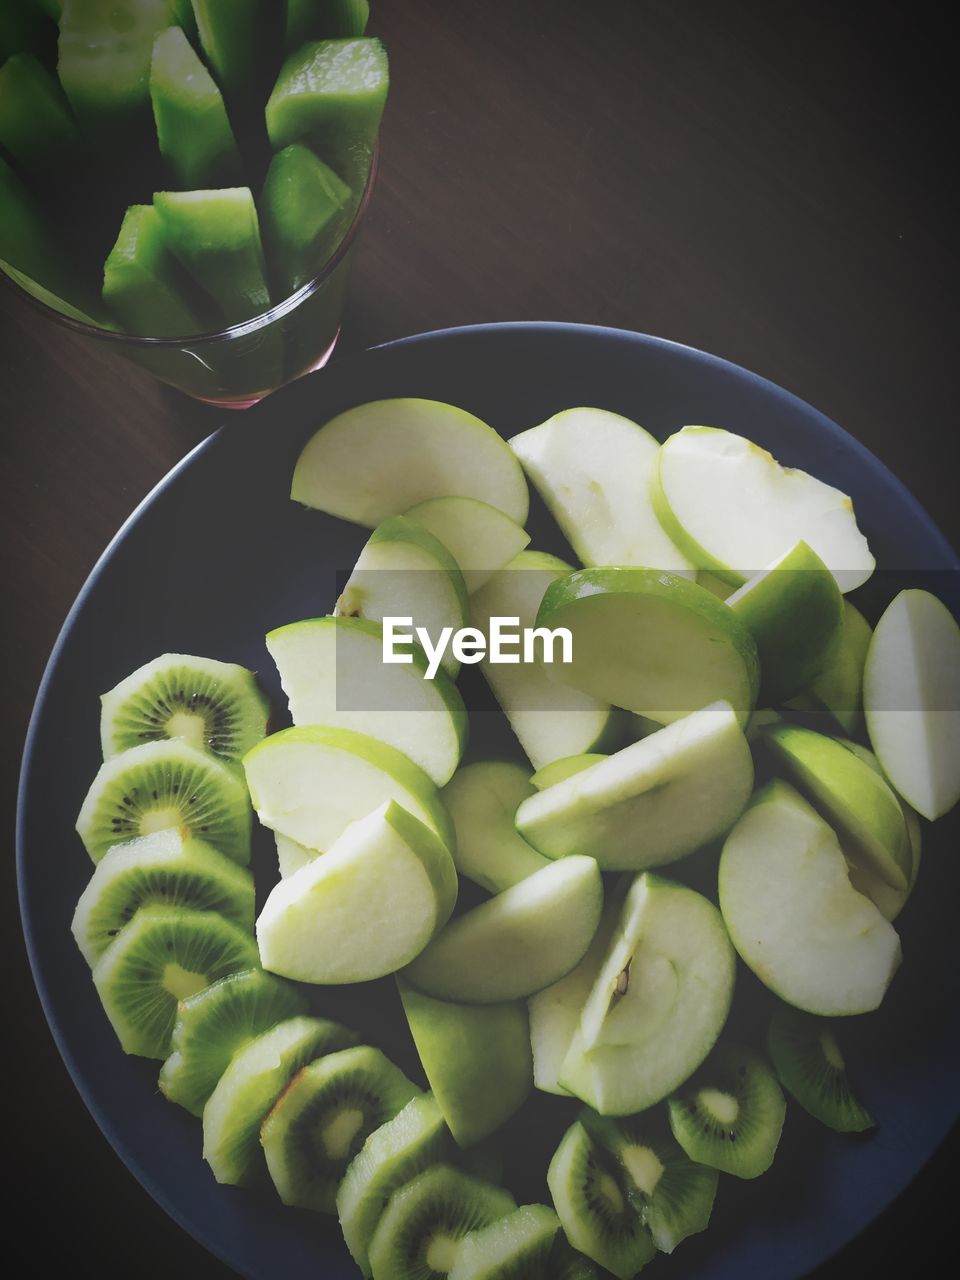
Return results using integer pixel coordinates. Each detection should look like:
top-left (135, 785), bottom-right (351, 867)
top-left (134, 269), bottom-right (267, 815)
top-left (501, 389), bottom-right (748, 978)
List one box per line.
top-left (403, 495), bottom-right (530, 594)
top-left (441, 761), bottom-right (550, 893)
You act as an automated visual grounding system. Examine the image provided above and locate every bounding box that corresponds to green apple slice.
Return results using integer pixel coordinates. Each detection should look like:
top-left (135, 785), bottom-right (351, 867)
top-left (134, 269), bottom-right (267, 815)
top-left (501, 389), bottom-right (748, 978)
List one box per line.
top-left (726, 540), bottom-right (844, 705)
top-left (510, 407), bottom-right (694, 574)
top-left (719, 780), bottom-right (901, 1014)
top-left (275, 831), bottom-right (317, 878)
top-left (536, 567), bottom-right (759, 728)
top-left (335, 516), bottom-right (468, 676)
top-left (470, 551), bottom-right (620, 770)
top-left (863, 588), bottom-right (960, 820)
top-left (402, 857), bottom-right (604, 1004)
top-left (516, 702), bottom-right (753, 870)
top-left (266, 616), bottom-right (467, 787)
top-left (440, 761), bottom-right (550, 893)
top-left (397, 980), bottom-right (532, 1147)
top-left (558, 874), bottom-right (735, 1115)
top-left (404, 496), bottom-right (530, 594)
top-left (257, 800), bottom-right (457, 984)
top-left (764, 723), bottom-right (911, 889)
top-left (243, 724), bottom-right (454, 853)
top-left (291, 398), bottom-right (529, 528)
top-left (652, 426), bottom-right (875, 592)
top-left (530, 754), bottom-right (608, 790)
top-left (787, 599), bottom-right (872, 732)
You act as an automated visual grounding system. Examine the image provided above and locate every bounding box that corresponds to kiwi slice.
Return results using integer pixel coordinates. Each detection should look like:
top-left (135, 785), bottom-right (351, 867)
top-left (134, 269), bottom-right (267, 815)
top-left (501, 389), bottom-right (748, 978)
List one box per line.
top-left (91, 905), bottom-right (258, 1058)
top-left (448, 1203), bottom-right (560, 1280)
top-left (71, 828), bottom-right (254, 966)
top-left (667, 1041), bottom-right (786, 1179)
top-left (549, 1241), bottom-right (600, 1279)
top-left (581, 1109), bottom-right (717, 1254)
top-left (339, 1093), bottom-right (450, 1276)
top-left (203, 1014), bottom-right (359, 1186)
top-left (76, 739), bottom-right (252, 865)
top-left (158, 968), bottom-right (308, 1116)
top-left (547, 1120), bottom-right (655, 1280)
top-left (368, 1163), bottom-right (516, 1280)
top-left (767, 1005), bottom-right (875, 1133)
top-left (261, 1045), bottom-right (421, 1212)
top-left (100, 652), bottom-right (270, 766)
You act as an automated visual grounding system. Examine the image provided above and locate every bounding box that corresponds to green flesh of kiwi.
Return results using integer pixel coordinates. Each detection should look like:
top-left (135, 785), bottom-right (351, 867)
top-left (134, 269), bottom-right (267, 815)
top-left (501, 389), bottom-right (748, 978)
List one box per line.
top-left (71, 828), bottom-right (254, 966)
top-left (767, 1005), bottom-right (875, 1133)
top-left (91, 904), bottom-right (259, 1058)
top-left (100, 652), bottom-right (269, 766)
top-left (547, 1120), bottom-right (655, 1280)
top-left (338, 1093), bottom-right (450, 1277)
top-left (582, 1109), bottom-right (718, 1254)
top-left (448, 1203), bottom-right (560, 1280)
top-left (367, 1164), bottom-right (516, 1280)
top-left (667, 1041), bottom-right (786, 1179)
top-left (261, 1046), bottom-right (421, 1213)
top-left (76, 739), bottom-right (252, 865)
top-left (159, 968), bottom-right (308, 1116)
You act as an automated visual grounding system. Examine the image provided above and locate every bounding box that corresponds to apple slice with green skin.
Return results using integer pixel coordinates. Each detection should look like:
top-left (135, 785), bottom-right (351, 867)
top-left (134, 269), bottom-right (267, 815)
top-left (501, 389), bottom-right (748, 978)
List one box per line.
top-left (725, 540), bottom-right (844, 705)
top-left (470, 551), bottom-right (621, 770)
top-left (404, 496), bottom-right (530, 595)
top-left (334, 516), bottom-right (468, 676)
top-left (398, 980), bottom-right (532, 1146)
top-left (516, 702), bottom-right (753, 870)
top-left (697, 571), bottom-right (734, 600)
top-left (402, 856), bottom-right (603, 1004)
top-left (243, 724), bottom-right (455, 853)
top-left (536, 567), bottom-right (760, 728)
top-left (787, 599), bottom-right (872, 732)
top-left (651, 426), bottom-right (875, 592)
top-left (291, 398), bottom-right (529, 528)
top-left (763, 723), bottom-right (911, 889)
top-left (509, 407), bottom-right (695, 575)
top-left (275, 831), bottom-right (317, 878)
top-left (530, 754), bottom-right (608, 790)
top-left (719, 779), bottom-right (901, 1014)
top-left (440, 761), bottom-right (549, 893)
top-left (558, 874), bottom-right (735, 1115)
top-left (266, 616), bottom-right (467, 787)
top-left (863, 588), bottom-right (960, 820)
top-left (257, 801), bottom-right (457, 984)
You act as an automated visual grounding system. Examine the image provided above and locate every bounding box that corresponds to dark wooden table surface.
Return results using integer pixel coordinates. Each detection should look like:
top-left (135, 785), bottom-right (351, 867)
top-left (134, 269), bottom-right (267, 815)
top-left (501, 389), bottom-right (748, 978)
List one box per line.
top-left (3, 2), bottom-right (956, 1276)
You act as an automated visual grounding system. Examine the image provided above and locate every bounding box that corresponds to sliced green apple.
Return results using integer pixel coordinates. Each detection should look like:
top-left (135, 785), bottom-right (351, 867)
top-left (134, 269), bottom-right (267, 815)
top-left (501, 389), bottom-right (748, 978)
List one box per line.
top-left (440, 761), bottom-right (549, 893)
top-left (718, 780), bottom-right (901, 1015)
top-left (274, 831), bottom-right (317, 878)
top-left (536, 567), bottom-right (759, 727)
top-left (787, 600), bottom-right (872, 732)
top-left (509, 407), bottom-right (694, 574)
top-left (530, 754), bottom-right (608, 790)
top-left (863, 588), bottom-right (960, 820)
top-left (404, 496), bottom-right (530, 594)
top-left (470, 551), bottom-right (621, 770)
top-left (291, 398), bottom-right (529, 528)
top-left (266, 616), bottom-right (467, 787)
top-left (402, 856), bottom-right (603, 1004)
top-left (516, 702), bottom-right (753, 870)
top-left (763, 723), bottom-right (911, 889)
top-left (652, 426), bottom-right (875, 592)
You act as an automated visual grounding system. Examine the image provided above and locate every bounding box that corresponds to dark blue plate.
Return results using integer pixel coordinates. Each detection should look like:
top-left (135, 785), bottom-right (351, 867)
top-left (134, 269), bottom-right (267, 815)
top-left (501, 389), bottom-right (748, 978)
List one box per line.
top-left (17, 323), bottom-right (960, 1279)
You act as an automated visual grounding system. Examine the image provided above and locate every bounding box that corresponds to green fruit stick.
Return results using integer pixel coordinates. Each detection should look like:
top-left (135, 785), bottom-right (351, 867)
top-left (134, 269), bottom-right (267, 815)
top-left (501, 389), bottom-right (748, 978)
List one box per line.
top-left (285, 0), bottom-right (370, 53)
top-left (266, 37), bottom-right (388, 188)
top-left (191, 0), bottom-right (283, 102)
top-left (154, 187), bottom-right (273, 327)
top-left (0, 0), bottom-right (57, 64)
top-left (0, 54), bottom-right (80, 181)
top-left (0, 154), bottom-right (89, 306)
top-left (150, 27), bottom-right (243, 189)
top-left (260, 143), bottom-right (351, 296)
top-left (102, 204), bottom-right (206, 337)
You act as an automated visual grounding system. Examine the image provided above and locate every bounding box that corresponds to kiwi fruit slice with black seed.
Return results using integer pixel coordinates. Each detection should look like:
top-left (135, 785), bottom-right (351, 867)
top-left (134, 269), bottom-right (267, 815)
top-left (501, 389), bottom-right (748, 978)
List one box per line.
top-left (667, 1041), bottom-right (786, 1178)
top-left (767, 1005), bottom-right (875, 1133)
top-left (261, 1045), bottom-right (421, 1212)
top-left (368, 1163), bottom-right (516, 1280)
top-left (338, 1093), bottom-right (450, 1276)
top-left (448, 1203), bottom-right (560, 1280)
top-left (203, 1014), bottom-right (359, 1186)
top-left (71, 828), bottom-right (254, 966)
top-left (547, 1119), bottom-right (655, 1280)
top-left (76, 739), bottom-right (252, 865)
top-left (159, 968), bottom-right (308, 1116)
top-left (91, 904), bottom-right (259, 1058)
top-left (100, 652), bottom-right (269, 766)
top-left (581, 1108), bottom-right (718, 1253)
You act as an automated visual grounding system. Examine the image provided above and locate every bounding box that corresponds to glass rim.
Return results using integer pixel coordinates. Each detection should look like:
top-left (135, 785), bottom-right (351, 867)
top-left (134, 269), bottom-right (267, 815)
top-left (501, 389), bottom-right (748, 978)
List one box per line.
top-left (0, 143), bottom-right (379, 349)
